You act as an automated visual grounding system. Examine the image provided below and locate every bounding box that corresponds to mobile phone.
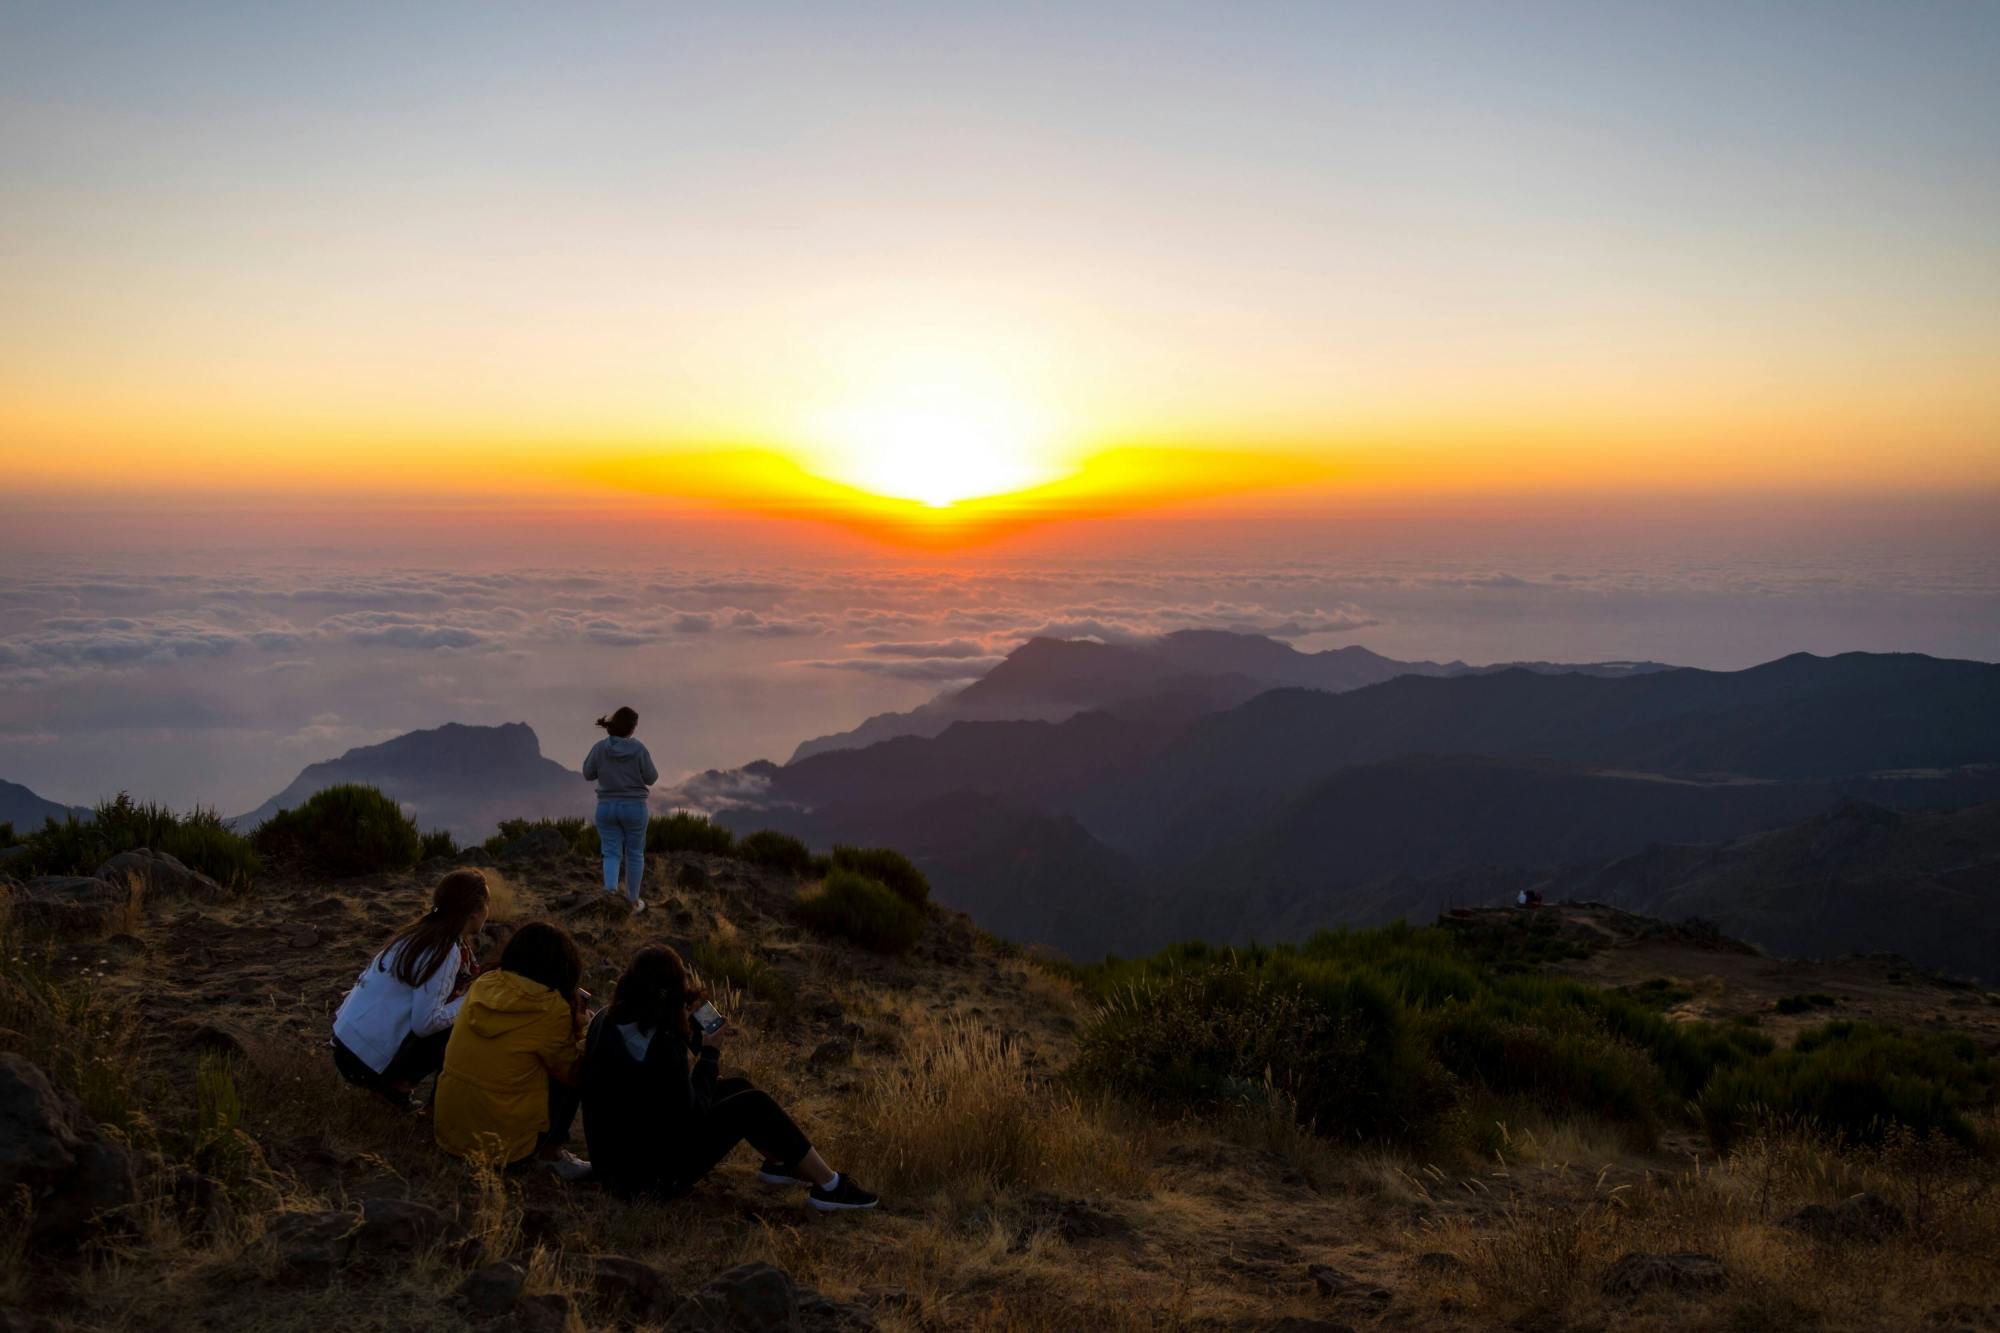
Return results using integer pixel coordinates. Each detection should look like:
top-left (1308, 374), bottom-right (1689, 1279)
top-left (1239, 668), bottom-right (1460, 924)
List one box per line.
top-left (691, 1001), bottom-right (727, 1036)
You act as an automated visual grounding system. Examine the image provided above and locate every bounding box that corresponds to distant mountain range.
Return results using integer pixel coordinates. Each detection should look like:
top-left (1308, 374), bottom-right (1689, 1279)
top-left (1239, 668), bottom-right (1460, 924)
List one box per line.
top-left (0, 778), bottom-right (89, 832)
top-left (229, 722), bottom-right (590, 841)
top-left (790, 630), bottom-right (1674, 759)
top-left (700, 640), bottom-right (2000, 965)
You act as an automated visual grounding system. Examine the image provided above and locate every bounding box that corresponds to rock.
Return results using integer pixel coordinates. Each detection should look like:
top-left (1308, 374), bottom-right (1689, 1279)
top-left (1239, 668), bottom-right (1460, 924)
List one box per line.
top-left (94, 848), bottom-right (221, 902)
top-left (1412, 1251), bottom-right (1465, 1276)
top-left (168, 1168), bottom-right (234, 1236)
top-left (455, 846), bottom-right (496, 868)
top-left (1263, 1321), bottom-right (1356, 1333)
top-left (808, 1038), bottom-right (852, 1068)
top-left (352, 1196), bottom-right (470, 1265)
top-left (1779, 1192), bottom-right (1907, 1243)
top-left (517, 1201), bottom-right (564, 1252)
top-left (668, 1262), bottom-right (800, 1331)
top-left (1601, 1251), bottom-right (1727, 1300)
top-left (1832, 1191), bottom-right (1905, 1241)
top-left (286, 923), bottom-right (320, 949)
top-left (176, 1019), bottom-right (250, 1060)
top-left (797, 1288), bottom-right (878, 1330)
top-left (587, 1253), bottom-right (676, 1323)
top-left (805, 997), bottom-right (844, 1026)
top-left (1308, 1264), bottom-right (1354, 1297)
top-left (675, 860), bottom-right (709, 890)
top-left (10, 876), bottom-right (134, 937)
top-left (0, 1054), bottom-right (138, 1247)
top-left (499, 827), bottom-right (570, 861)
top-left (269, 1209), bottom-right (359, 1285)
top-left (503, 1293), bottom-right (572, 1333)
top-left (457, 1261), bottom-right (527, 1318)
top-left (1015, 1193), bottom-right (1131, 1247)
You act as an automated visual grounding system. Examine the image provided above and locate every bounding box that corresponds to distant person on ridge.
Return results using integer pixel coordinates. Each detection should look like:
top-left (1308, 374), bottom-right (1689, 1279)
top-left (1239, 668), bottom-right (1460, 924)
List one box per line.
top-left (433, 919), bottom-right (594, 1181)
top-left (583, 705), bottom-right (658, 913)
top-left (328, 868), bottom-right (489, 1109)
top-left (579, 945), bottom-right (879, 1210)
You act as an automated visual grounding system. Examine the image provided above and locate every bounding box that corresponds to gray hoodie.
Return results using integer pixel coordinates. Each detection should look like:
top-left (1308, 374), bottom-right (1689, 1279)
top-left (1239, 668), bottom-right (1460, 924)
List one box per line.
top-left (582, 736), bottom-right (659, 801)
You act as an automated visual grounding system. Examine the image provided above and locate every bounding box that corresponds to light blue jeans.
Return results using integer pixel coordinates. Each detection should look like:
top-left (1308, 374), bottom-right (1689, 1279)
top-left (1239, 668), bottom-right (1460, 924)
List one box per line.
top-left (595, 798), bottom-right (648, 901)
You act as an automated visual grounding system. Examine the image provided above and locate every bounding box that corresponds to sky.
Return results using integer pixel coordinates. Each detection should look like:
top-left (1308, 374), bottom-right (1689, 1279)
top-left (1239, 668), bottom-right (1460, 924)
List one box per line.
top-left (1, 3), bottom-right (1996, 810)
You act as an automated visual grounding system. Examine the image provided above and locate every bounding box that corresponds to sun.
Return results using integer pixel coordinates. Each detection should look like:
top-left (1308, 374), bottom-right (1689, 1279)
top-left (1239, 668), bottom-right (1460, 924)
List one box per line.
top-left (798, 379), bottom-right (1072, 509)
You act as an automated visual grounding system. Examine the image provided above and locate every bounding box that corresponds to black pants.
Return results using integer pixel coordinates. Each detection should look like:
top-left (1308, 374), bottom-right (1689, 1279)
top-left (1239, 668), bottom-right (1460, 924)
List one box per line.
top-left (331, 1031), bottom-right (449, 1104)
top-left (506, 1077), bottom-right (582, 1171)
top-left (677, 1077), bottom-right (813, 1185)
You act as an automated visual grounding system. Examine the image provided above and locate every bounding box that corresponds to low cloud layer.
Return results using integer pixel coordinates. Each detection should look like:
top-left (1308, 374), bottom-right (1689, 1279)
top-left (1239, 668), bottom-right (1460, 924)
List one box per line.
top-left (2, 528), bottom-right (1995, 815)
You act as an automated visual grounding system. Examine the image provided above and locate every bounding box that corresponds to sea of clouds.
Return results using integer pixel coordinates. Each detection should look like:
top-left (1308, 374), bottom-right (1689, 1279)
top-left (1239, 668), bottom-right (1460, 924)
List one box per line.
top-left (3, 522), bottom-right (1996, 814)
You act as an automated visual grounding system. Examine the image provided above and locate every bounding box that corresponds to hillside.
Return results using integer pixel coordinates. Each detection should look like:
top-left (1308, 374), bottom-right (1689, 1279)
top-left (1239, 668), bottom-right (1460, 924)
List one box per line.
top-left (0, 777), bottom-right (89, 831)
top-left (3, 827), bottom-right (1996, 1332)
top-left (232, 722), bottom-right (591, 842)
top-left (707, 651), bottom-right (2000, 960)
top-left (791, 630), bottom-right (1674, 760)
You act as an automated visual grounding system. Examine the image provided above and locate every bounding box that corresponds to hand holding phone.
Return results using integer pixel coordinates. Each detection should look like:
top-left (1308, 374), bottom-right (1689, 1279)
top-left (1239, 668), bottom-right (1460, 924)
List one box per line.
top-left (690, 1000), bottom-right (727, 1037)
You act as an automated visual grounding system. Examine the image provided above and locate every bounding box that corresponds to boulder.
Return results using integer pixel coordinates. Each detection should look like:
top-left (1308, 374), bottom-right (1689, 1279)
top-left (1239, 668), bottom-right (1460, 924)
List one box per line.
top-left (503, 1293), bottom-right (572, 1333)
top-left (0, 1054), bottom-right (138, 1246)
top-left (94, 848), bottom-right (221, 903)
top-left (807, 1038), bottom-right (852, 1069)
top-left (1601, 1251), bottom-right (1727, 1300)
top-left (269, 1198), bottom-right (467, 1284)
top-left (1018, 1192), bottom-right (1131, 1246)
top-left (456, 1261), bottom-right (527, 1319)
top-left (667, 1262), bottom-right (800, 1332)
top-left (352, 1196), bottom-right (470, 1265)
top-left (269, 1209), bottom-right (359, 1286)
top-left (587, 1254), bottom-right (676, 1324)
top-left (1308, 1264), bottom-right (1354, 1297)
top-left (1781, 1191), bottom-right (1906, 1242)
top-left (10, 876), bottom-right (134, 936)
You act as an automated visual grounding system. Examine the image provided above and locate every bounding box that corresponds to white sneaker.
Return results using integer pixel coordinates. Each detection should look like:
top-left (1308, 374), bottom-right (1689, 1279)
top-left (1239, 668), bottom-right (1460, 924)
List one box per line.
top-left (545, 1149), bottom-right (592, 1182)
top-left (630, 899), bottom-right (646, 915)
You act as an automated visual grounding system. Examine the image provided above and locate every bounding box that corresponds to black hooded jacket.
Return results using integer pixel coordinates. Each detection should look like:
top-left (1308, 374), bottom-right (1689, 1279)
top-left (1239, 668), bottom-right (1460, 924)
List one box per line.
top-left (580, 1009), bottom-right (719, 1194)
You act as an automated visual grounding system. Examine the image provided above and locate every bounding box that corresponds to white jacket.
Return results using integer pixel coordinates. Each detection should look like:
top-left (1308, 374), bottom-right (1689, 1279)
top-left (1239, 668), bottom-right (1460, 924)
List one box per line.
top-left (331, 937), bottom-right (468, 1073)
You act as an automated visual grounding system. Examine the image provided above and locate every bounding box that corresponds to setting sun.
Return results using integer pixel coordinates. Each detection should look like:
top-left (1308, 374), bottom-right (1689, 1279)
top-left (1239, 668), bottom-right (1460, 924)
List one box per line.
top-left (796, 378), bottom-right (1072, 508)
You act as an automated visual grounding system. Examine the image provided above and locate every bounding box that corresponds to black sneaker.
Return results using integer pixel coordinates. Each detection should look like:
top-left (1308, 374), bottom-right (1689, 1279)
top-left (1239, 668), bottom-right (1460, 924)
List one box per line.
top-left (757, 1161), bottom-right (812, 1187)
top-left (808, 1175), bottom-right (878, 1212)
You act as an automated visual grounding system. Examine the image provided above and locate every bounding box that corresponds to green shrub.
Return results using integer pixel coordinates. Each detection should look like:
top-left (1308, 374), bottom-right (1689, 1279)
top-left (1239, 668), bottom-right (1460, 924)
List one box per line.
top-left (794, 869), bottom-right (924, 953)
top-left (646, 810), bottom-right (735, 856)
top-left (1700, 1021), bottom-right (1997, 1150)
top-left (1774, 993), bottom-right (1839, 1015)
top-left (830, 844), bottom-right (930, 905)
top-left (691, 939), bottom-right (793, 1008)
top-left (251, 784), bottom-right (421, 877)
top-left (737, 829), bottom-right (815, 876)
top-left (419, 828), bottom-right (460, 860)
top-left (0, 821), bottom-right (15, 849)
top-left (482, 816), bottom-right (593, 857)
top-left (10, 792), bottom-right (260, 888)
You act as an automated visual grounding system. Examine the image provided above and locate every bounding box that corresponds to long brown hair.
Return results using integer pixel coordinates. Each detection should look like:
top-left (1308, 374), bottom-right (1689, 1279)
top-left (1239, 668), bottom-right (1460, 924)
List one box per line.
top-left (606, 946), bottom-right (705, 1038)
top-left (378, 869), bottom-right (489, 987)
top-left (498, 920), bottom-right (583, 1005)
top-left (596, 706), bottom-right (638, 738)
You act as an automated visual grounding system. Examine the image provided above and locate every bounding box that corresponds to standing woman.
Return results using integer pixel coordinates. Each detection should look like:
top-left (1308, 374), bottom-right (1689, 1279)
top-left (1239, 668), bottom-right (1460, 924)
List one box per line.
top-left (330, 868), bottom-right (489, 1108)
top-left (433, 920), bottom-right (593, 1180)
top-left (583, 705), bottom-right (658, 913)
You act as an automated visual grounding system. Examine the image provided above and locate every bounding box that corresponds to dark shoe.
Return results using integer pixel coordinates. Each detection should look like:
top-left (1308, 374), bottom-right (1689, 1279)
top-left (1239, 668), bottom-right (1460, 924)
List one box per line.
top-left (757, 1161), bottom-right (812, 1187)
top-left (808, 1176), bottom-right (878, 1211)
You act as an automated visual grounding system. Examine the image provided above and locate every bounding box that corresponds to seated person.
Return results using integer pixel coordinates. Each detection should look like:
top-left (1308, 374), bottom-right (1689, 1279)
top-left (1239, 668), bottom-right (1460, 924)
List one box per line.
top-left (580, 946), bottom-right (877, 1210)
top-left (433, 920), bottom-right (592, 1181)
top-left (330, 869), bottom-right (489, 1108)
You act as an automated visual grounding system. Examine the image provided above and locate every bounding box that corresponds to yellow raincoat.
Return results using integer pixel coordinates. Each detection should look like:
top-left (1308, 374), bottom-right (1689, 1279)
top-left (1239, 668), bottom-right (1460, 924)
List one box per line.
top-left (433, 969), bottom-right (583, 1164)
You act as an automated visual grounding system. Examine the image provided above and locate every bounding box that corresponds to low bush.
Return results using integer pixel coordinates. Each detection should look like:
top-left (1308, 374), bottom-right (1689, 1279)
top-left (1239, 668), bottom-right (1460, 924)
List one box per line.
top-left (1700, 1020), bottom-right (1997, 1150)
top-left (483, 816), bottom-right (593, 857)
top-left (794, 869), bottom-right (924, 953)
top-left (9, 792), bottom-right (261, 888)
top-left (1774, 992), bottom-right (1839, 1014)
top-left (0, 821), bottom-right (15, 849)
top-left (419, 828), bottom-right (460, 860)
top-left (646, 810), bottom-right (735, 856)
top-left (736, 829), bottom-right (815, 876)
top-left (690, 939), bottom-right (793, 1008)
top-left (251, 784), bottom-right (422, 877)
top-left (830, 844), bottom-right (930, 905)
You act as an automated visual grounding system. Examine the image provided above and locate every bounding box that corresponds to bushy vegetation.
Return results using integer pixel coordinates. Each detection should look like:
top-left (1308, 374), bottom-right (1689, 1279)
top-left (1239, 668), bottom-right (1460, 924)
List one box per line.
top-left (6, 792), bottom-right (261, 888)
top-left (829, 844), bottom-right (930, 905)
top-left (1775, 992), bottom-right (1839, 1014)
top-left (645, 810), bottom-right (735, 856)
top-left (1066, 924), bottom-right (1992, 1152)
top-left (1701, 1020), bottom-right (1997, 1150)
top-left (794, 868), bottom-right (924, 954)
top-left (418, 828), bottom-right (460, 860)
top-left (482, 816), bottom-right (593, 857)
top-left (735, 829), bottom-right (815, 876)
top-left (691, 939), bottom-right (793, 1008)
top-left (251, 784), bottom-right (421, 877)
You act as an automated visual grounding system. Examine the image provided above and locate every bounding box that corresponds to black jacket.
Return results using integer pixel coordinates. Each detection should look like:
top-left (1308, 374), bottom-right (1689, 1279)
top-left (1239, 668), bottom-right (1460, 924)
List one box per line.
top-left (580, 1010), bottom-right (718, 1195)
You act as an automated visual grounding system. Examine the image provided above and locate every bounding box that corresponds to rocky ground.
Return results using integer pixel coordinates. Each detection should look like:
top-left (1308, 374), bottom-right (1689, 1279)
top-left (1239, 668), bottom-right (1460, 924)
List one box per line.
top-left (4, 846), bottom-right (1999, 1331)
